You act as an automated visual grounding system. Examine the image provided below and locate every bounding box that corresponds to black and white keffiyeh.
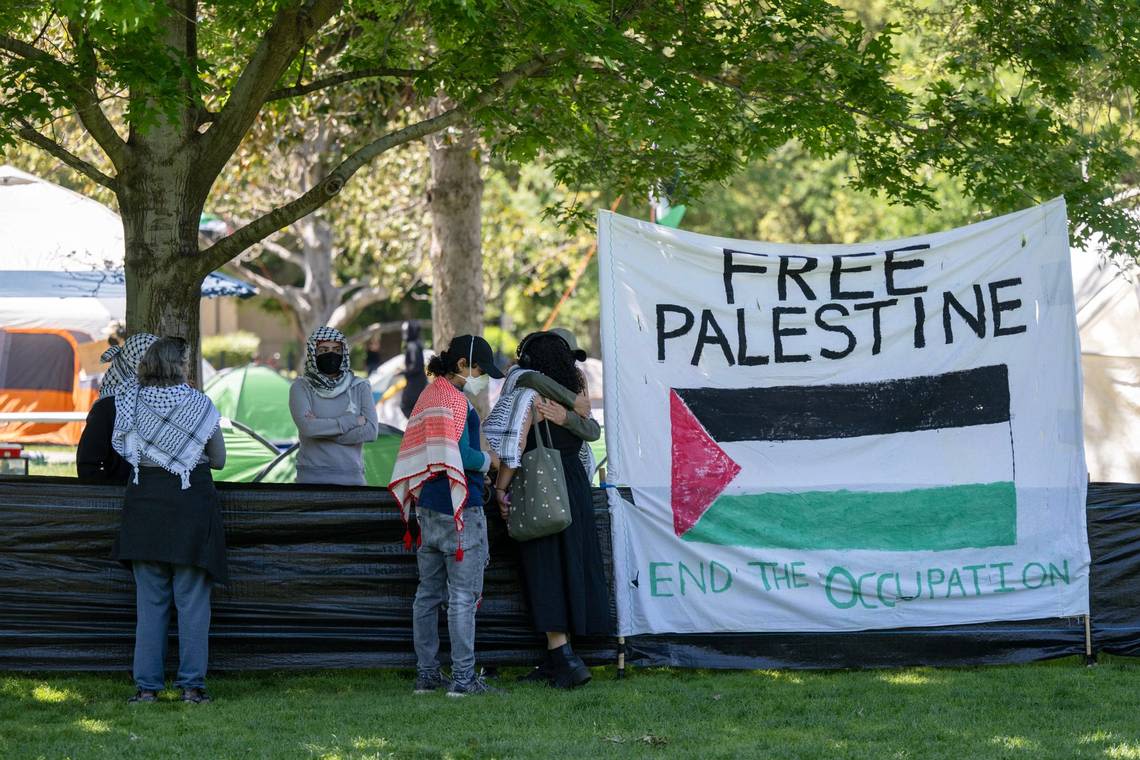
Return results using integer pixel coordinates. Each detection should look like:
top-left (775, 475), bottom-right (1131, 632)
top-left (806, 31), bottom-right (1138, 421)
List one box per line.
top-left (99, 333), bottom-right (158, 398)
top-left (111, 382), bottom-right (221, 489)
top-left (485, 367), bottom-right (596, 477)
top-left (484, 367), bottom-right (538, 468)
top-left (304, 326), bottom-right (354, 398)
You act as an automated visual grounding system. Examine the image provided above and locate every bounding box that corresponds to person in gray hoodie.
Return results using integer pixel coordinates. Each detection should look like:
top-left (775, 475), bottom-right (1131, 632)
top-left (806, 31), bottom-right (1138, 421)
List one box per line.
top-left (289, 327), bottom-right (379, 485)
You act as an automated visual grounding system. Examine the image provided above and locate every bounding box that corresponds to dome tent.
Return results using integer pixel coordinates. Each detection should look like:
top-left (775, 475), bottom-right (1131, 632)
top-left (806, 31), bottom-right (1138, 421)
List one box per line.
top-left (204, 364), bottom-right (297, 446)
top-left (0, 165), bottom-right (254, 444)
top-left (215, 418), bottom-right (281, 483)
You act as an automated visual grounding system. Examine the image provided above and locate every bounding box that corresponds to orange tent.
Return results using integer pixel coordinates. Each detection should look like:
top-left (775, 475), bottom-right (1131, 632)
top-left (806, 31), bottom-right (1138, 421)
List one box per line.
top-left (0, 328), bottom-right (97, 445)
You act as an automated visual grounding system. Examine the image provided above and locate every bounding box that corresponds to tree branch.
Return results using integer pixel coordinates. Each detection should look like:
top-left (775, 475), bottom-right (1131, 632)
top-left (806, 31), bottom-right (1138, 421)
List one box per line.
top-left (200, 49), bottom-right (569, 273)
top-left (15, 122), bottom-right (119, 191)
top-left (258, 237), bottom-right (308, 269)
top-left (1, 32), bottom-right (127, 168)
top-left (264, 66), bottom-right (426, 102)
top-left (198, 0), bottom-right (344, 183)
top-left (62, 22), bottom-right (128, 169)
top-left (346, 320), bottom-right (405, 347)
top-left (0, 34), bottom-right (60, 64)
top-left (229, 260), bottom-right (301, 306)
top-left (328, 283), bottom-right (389, 329)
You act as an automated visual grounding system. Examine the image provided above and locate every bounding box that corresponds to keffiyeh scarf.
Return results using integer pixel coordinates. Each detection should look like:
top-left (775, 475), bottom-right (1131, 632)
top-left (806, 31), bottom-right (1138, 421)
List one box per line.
top-left (486, 367), bottom-right (596, 478)
top-left (111, 382), bottom-right (221, 489)
top-left (304, 326), bottom-right (353, 398)
top-left (99, 333), bottom-right (158, 398)
top-left (389, 377), bottom-right (472, 553)
top-left (484, 367), bottom-right (537, 469)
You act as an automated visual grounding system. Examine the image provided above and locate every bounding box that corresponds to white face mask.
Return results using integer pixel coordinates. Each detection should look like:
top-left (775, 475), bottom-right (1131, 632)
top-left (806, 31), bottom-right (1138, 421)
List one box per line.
top-left (462, 371), bottom-right (489, 398)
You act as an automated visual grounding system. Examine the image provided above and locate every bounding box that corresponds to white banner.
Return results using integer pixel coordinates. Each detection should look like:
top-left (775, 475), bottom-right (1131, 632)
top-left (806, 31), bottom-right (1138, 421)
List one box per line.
top-left (598, 198), bottom-right (1090, 634)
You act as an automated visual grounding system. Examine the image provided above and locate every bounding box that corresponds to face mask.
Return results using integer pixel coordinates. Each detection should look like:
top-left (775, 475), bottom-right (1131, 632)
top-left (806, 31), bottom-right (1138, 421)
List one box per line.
top-left (315, 352), bottom-right (343, 375)
top-left (462, 372), bottom-right (489, 398)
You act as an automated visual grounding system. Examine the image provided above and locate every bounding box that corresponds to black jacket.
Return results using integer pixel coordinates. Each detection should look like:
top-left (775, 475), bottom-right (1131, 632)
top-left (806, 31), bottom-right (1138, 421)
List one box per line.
top-left (76, 396), bottom-right (132, 484)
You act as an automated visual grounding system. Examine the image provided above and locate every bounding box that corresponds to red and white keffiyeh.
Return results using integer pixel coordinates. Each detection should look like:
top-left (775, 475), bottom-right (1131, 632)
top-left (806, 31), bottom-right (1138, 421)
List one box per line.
top-left (389, 376), bottom-right (471, 553)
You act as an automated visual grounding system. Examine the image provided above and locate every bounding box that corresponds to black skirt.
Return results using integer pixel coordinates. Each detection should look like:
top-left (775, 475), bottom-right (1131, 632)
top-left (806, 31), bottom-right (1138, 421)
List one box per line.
top-left (111, 464), bottom-right (228, 584)
top-left (516, 424), bottom-right (611, 636)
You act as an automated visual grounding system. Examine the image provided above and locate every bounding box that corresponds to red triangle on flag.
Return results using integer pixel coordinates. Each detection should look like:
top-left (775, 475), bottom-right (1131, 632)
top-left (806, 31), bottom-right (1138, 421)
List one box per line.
top-left (670, 389), bottom-right (741, 536)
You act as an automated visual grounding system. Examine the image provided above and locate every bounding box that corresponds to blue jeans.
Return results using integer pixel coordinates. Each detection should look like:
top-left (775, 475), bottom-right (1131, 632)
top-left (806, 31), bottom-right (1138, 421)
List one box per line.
top-left (412, 507), bottom-right (489, 685)
top-left (131, 561), bottom-right (212, 691)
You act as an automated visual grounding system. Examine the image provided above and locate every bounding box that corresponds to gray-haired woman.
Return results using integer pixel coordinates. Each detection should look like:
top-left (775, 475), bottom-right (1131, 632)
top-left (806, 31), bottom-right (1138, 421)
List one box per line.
top-left (110, 337), bottom-right (227, 705)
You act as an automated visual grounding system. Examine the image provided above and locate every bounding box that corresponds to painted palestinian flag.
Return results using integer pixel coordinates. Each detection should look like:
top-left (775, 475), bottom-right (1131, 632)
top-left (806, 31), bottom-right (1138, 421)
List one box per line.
top-left (670, 364), bottom-right (1017, 551)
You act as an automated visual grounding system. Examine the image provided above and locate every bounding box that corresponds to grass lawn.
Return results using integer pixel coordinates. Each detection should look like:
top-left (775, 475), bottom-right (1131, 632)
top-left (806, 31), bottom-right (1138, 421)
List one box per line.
top-left (23, 445), bottom-right (77, 478)
top-left (4, 658), bottom-right (1140, 759)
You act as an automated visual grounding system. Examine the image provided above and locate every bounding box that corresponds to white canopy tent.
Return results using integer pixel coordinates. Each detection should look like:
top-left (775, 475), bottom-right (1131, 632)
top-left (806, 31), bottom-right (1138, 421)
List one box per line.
top-left (1072, 244), bottom-right (1140, 482)
top-left (0, 164), bottom-right (254, 342)
top-left (0, 165), bottom-right (126, 339)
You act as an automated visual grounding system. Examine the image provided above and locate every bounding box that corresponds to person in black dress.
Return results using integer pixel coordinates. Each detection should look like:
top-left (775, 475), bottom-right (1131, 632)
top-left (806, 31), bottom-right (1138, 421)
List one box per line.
top-left (494, 331), bottom-right (609, 688)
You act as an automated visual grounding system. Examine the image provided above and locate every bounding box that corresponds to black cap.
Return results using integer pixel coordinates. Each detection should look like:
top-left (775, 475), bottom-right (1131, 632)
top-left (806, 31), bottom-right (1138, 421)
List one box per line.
top-left (448, 334), bottom-right (504, 378)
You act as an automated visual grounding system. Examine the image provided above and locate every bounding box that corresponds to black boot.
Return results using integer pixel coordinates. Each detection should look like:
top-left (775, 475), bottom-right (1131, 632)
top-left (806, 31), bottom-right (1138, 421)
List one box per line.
top-left (548, 643), bottom-right (591, 689)
top-left (517, 649), bottom-right (554, 683)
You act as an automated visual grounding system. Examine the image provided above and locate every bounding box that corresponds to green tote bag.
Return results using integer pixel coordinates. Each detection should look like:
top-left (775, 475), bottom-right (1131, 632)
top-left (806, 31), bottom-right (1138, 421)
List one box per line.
top-left (507, 420), bottom-right (572, 542)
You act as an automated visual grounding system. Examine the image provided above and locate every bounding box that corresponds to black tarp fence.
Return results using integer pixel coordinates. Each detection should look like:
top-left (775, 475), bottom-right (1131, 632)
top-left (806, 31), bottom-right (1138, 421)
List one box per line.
top-left (0, 477), bottom-right (1137, 671)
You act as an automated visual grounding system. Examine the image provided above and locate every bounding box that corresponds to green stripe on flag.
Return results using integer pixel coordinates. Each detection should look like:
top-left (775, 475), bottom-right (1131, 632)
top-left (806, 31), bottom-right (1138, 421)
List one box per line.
top-left (682, 482), bottom-right (1016, 550)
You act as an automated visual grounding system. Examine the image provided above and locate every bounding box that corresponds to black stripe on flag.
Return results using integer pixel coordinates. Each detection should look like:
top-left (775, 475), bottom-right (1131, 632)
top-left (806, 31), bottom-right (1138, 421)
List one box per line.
top-left (676, 364), bottom-right (1010, 442)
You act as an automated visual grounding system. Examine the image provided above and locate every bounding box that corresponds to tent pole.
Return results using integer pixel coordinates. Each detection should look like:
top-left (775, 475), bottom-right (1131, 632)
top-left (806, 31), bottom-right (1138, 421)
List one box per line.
top-left (1084, 614), bottom-right (1096, 666)
top-left (617, 636), bottom-right (626, 679)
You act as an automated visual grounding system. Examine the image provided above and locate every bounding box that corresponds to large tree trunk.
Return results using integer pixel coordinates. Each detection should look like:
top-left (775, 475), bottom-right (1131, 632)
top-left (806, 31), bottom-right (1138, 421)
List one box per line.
top-left (427, 96), bottom-right (484, 348)
top-left (120, 160), bottom-right (207, 383)
top-left (118, 1), bottom-right (209, 384)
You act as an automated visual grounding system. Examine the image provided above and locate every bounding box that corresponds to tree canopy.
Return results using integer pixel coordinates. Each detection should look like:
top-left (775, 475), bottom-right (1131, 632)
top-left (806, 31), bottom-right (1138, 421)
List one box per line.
top-left (1, 0), bottom-right (1137, 349)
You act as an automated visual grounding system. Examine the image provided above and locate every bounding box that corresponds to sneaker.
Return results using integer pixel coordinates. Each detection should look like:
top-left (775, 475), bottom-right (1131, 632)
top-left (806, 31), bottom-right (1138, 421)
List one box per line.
top-left (413, 671), bottom-right (452, 695)
top-left (128, 689), bottom-right (158, 704)
top-left (447, 676), bottom-right (503, 697)
top-left (179, 687), bottom-right (212, 704)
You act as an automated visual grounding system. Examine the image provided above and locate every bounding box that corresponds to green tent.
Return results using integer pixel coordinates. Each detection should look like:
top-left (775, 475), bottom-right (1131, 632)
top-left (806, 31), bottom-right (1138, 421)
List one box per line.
top-left (205, 364), bottom-right (297, 445)
top-left (216, 418), bottom-right (282, 482)
top-left (257, 425), bottom-right (403, 486)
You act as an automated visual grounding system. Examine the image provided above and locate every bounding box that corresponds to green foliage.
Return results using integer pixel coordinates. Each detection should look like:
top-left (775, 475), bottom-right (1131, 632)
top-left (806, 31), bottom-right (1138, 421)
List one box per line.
top-left (1, 0), bottom-right (1138, 276)
top-left (685, 142), bottom-right (981, 244)
top-left (482, 324), bottom-right (519, 358)
top-left (201, 330), bottom-right (260, 367)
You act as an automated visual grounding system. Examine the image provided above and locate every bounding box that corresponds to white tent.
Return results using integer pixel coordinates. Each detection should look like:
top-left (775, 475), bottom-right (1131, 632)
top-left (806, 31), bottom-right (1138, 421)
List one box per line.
top-left (0, 165), bottom-right (255, 342)
top-left (1072, 246), bottom-right (1140, 482)
top-left (0, 165), bottom-right (125, 339)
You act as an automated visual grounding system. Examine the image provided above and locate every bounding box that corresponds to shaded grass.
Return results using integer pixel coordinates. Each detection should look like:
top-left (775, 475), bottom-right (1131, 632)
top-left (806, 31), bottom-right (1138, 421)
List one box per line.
top-left (4, 658), bottom-right (1140, 759)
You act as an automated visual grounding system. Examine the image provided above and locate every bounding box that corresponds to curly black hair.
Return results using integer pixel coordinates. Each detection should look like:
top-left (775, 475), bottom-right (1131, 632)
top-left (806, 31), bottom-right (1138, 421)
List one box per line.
top-left (517, 332), bottom-right (583, 393)
top-left (426, 349), bottom-right (460, 378)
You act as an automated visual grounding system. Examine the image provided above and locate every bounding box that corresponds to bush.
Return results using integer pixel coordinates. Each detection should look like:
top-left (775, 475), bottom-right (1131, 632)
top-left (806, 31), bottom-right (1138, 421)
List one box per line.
top-left (483, 325), bottom-right (519, 358)
top-left (202, 331), bottom-right (260, 368)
